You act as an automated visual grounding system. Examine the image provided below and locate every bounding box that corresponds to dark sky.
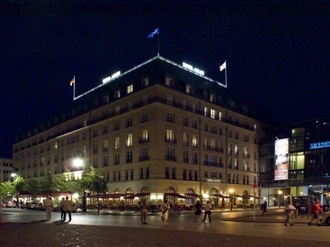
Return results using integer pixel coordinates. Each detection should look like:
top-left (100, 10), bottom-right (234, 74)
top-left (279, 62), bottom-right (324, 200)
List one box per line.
top-left (1, 1), bottom-right (330, 158)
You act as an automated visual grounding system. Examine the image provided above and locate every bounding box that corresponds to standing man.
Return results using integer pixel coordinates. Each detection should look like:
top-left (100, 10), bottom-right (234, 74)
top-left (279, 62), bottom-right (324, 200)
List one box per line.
top-left (202, 201), bottom-right (212, 222)
top-left (62, 196), bottom-right (72, 223)
top-left (284, 201), bottom-right (296, 226)
top-left (139, 198), bottom-right (148, 224)
top-left (43, 196), bottom-right (54, 221)
top-left (59, 197), bottom-right (65, 220)
top-left (161, 199), bottom-right (170, 224)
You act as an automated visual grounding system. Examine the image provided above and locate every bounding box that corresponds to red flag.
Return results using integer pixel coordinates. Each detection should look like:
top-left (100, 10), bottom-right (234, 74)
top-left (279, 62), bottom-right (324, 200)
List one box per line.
top-left (70, 76), bottom-right (75, 86)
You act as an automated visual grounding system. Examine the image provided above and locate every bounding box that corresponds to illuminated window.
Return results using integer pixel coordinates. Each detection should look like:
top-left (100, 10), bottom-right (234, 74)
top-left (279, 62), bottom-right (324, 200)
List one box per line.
top-left (186, 85), bottom-right (193, 94)
top-left (114, 90), bottom-right (120, 99)
top-left (183, 132), bottom-right (189, 146)
top-left (142, 129), bottom-right (149, 141)
top-left (192, 134), bottom-right (198, 147)
top-left (210, 94), bottom-right (216, 102)
top-left (204, 107), bottom-right (208, 116)
top-left (127, 84), bottom-right (133, 94)
top-left (210, 109), bottom-right (216, 119)
top-left (166, 129), bottom-right (174, 141)
top-left (126, 133), bottom-right (133, 146)
top-left (114, 137), bottom-right (120, 150)
top-left (219, 112), bottom-right (222, 121)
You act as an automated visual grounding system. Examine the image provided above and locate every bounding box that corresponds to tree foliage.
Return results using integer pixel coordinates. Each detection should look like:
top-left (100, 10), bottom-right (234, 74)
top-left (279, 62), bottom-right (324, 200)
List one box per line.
top-left (80, 166), bottom-right (107, 195)
top-left (25, 179), bottom-right (40, 198)
top-left (39, 172), bottom-right (55, 195)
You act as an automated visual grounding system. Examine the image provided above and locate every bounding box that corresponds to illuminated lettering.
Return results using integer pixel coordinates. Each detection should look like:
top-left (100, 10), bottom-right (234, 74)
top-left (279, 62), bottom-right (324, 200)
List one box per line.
top-left (310, 141), bottom-right (330, 150)
top-left (102, 71), bottom-right (121, 84)
top-left (182, 62), bottom-right (205, 76)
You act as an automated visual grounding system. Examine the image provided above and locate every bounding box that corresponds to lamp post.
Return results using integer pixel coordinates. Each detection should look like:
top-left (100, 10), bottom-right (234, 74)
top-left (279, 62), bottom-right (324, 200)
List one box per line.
top-left (10, 173), bottom-right (19, 207)
top-left (73, 158), bottom-right (87, 212)
top-left (278, 190), bottom-right (283, 208)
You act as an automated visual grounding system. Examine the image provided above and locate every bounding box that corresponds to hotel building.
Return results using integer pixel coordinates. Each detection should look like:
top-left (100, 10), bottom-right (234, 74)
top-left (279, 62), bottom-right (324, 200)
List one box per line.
top-left (13, 56), bottom-right (267, 207)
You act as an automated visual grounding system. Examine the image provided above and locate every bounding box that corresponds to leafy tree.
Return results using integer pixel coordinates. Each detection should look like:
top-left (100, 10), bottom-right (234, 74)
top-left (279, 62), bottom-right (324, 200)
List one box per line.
top-left (39, 171), bottom-right (55, 196)
top-left (55, 173), bottom-right (80, 195)
top-left (0, 181), bottom-right (15, 197)
top-left (25, 179), bottom-right (40, 199)
top-left (80, 166), bottom-right (107, 213)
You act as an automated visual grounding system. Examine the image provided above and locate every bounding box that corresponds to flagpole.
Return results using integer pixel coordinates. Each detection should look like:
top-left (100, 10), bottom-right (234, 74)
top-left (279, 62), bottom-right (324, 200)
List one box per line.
top-left (157, 29), bottom-right (160, 56)
top-left (73, 76), bottom-right (76, 101)
top-left (225, 61), bottom-right (227, 87)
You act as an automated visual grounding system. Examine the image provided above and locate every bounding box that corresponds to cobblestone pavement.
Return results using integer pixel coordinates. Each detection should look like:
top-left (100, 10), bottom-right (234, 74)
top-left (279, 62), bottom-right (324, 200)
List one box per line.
top-left (0, 208), bottom-right (329, 247)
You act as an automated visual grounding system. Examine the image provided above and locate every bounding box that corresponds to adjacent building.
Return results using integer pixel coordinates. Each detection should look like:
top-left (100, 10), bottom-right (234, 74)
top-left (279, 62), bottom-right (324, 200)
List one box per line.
top-left (13, 55), bottom-right (268, 207)
top-left (0, 157), bottom-right (14, 182)
top-left (260, 118), bottom-right (330, 207)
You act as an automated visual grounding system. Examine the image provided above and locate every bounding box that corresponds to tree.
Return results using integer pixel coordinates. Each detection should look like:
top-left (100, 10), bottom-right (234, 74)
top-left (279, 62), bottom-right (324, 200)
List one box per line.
top-left (55, 173), bottom-right (80, 195)
top-left (80, 166), bottom-right (107, 213)
top-left (39, 172), bottom-right (55, 196)
top-left (0, 181), bottom-right (15, 197)
top-left (25, 179), bottom-right (40, 199)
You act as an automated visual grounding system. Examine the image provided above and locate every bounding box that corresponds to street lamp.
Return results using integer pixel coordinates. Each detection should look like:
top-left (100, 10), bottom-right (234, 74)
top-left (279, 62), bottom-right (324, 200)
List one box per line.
top-left (72, 158), bottom-right (86, 212)
top-left (278, 190), bottom-right (283, 208)
top-left (10, 173), bottom-right (19, 207)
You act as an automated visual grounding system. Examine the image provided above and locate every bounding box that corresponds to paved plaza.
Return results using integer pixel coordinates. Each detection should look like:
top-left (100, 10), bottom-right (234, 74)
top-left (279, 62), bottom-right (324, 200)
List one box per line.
top-left (0, 208), bottom-right (329, 246)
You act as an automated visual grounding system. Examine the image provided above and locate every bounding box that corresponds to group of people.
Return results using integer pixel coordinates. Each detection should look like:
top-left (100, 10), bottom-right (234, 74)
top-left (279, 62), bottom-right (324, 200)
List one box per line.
top-left (284, 198), bottom-right (323, 226)
top-left (138, 199), bottom-right (212, 225)
top-left (194, 200), bottom-right (212, 222)
top-left (42, 196), bottom-right (73, 222)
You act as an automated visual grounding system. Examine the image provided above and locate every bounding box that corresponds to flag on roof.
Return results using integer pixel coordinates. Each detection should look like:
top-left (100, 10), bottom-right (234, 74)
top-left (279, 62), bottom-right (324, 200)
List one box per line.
top-left (70, 76), bottom-right (75, 86)
top-left (148, 28), bottom-right (159, 38)
top-left (219, 61), bottom-right (226, 72)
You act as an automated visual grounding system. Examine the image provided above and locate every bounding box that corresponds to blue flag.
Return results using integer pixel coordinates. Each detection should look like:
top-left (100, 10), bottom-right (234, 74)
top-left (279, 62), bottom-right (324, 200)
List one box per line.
top-left (148, 28), bottom-right (159, 38)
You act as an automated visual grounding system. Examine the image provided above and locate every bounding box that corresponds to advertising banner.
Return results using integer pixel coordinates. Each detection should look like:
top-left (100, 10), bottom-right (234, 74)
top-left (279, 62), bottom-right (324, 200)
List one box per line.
top-left (275, 138), bottom-right (289, 180)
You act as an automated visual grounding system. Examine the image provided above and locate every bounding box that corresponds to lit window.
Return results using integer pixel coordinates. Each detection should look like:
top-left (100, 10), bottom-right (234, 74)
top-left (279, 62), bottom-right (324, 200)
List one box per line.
top-left (114, 137), bottom-right (120, 150)
top-left (186, 85), bottom-right (193, 94)
top-left (126, 133), bottom-right (133, 146)
top-left (127, 84), bottom-right (133, 94)
top-left (210, 109), bottom-right (216, 119)
top-left (114, 90), bottom-right (121, 99)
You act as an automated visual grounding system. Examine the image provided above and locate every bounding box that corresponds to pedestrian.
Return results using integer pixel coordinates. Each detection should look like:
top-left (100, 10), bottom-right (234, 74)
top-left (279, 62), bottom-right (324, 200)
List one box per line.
top-left (202, 201), bottom-right (212, 222)
top-left (61, 196), bottom-right (72, 223)
top-left (284, 201), bottom-right (296, 226)
top-left (139, 198), bottom-right (148, 224)
top-left (161, 199), bottom-right (170, 224)
top-left (262, 201), bottom-right (267, 216)
top-left (194, 200), bottom-right (202, 222)
top-left (59, 197), bottom-right (65, 220)
top-left (308, 198), bottom-right (323, 226)
top-left (43, 196), bottom-right (54, 221)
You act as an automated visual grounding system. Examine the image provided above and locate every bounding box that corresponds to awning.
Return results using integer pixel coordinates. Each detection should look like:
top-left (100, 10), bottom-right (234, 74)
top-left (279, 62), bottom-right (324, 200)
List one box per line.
top-left (164, 193), bottom-right (190, 199)
top-left (133, 192), bottom-right (150, 198)
top-left (211, 194), bottom-right (230, 198)
top-left (88, 193), bottom-right (133, 199)
top-left (185, 193), bottom-right (200, 198)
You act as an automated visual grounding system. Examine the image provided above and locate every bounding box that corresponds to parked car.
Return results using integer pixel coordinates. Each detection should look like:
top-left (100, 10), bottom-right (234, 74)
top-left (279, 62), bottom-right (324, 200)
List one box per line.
top-left (53, 203), bottom-right (78, 213)
top-left (322, 211), bottom-right (330, 225)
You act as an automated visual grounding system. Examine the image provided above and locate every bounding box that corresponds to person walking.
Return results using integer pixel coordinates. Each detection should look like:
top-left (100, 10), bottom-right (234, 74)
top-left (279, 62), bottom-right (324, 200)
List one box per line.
top-left (194, 200), bottom-right (202, 222)
top-left (43, 196), bottom-right (54, 221)
top-left (308, 198), bottom-right (323, 226)
top-left (262, 201), bottom-right (267, 216)
top-left (139, 198), bottom-right (148, 224)
top-left (61, 196), bottom-right (72, 223)
top-left (202, 201), bottom-right (212, 222)
top-left (284, 201), bottom-right (296, 226)
top-left (161, 199), bottom-right (170, 224)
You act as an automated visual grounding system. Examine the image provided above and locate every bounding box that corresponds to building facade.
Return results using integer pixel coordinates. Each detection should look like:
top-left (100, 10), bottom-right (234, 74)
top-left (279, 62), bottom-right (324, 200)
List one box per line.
top-left (260, 118), bottom-right (330, 207)
top-left (0, 157), bottom-right (14, 182)
top-left (13, 56), bottom-right (267, 207)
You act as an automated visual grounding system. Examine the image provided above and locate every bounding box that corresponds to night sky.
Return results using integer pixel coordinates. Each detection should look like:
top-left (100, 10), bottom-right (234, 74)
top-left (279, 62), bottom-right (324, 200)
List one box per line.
top-left (1, 1), bottom-right (329, 158)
